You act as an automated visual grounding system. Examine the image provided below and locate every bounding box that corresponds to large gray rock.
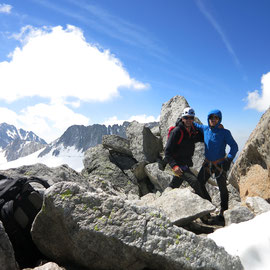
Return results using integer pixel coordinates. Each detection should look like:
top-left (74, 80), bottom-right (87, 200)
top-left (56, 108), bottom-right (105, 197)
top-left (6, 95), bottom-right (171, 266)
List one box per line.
top-left (228, 107), bottom-right (270, 191)
top-left (32, 182), bottom-right (243, 270)
top-left (136, 192), bottom-right (157, 205)
top-left (131, 161), bottom-right (149, 181)
top-left (192, 142), bottom-right (205, 172)
top-left (144, 188), bottom-right (216, 226)
top-left (126, 121), bottom-right (162, 163)
top-left (150, 125), bottom-right (160, 137)
top-left (160, 95), bottom-right (189, 148)
top-left (144, 162), bottom-right (173, 191)
top-left (0, 163), bottom-right (89, 189)
top-left (245, 196), bottom-right (270, 215)
top-left (0, 221), bottom-right (19, 270)
top-left (102, 134), bottom-right (132, 156)
top-left (82, 144), bottom-right (139, 196)
top-left (224, 206), bottom-right (255, 226)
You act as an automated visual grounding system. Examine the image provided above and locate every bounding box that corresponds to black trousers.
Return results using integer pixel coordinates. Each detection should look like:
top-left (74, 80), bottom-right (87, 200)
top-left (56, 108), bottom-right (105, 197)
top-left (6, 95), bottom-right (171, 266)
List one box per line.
top-left (169, 169), bottom-right (204, 199)
top-left (197, 163), bottom-right (229, 211)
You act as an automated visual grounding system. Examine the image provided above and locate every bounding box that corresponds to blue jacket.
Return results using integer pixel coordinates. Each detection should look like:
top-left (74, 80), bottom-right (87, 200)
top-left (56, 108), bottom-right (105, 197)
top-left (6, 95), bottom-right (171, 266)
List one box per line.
top-left (193, 109), bottom-right (238, 161)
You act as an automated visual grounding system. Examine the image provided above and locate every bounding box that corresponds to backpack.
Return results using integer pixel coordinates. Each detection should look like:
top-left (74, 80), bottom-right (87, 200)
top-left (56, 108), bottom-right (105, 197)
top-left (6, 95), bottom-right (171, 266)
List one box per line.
top-left (0, 175), bottom-right (50, 268)
top-left (167, 126), bottom-right (184, 145)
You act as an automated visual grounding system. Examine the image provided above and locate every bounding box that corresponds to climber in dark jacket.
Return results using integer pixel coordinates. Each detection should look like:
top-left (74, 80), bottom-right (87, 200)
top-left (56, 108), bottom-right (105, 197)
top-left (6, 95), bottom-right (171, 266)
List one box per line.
top-left (194, 109), bottom-right (238, 221)
top-left (165, 107), bottom-right (204, 197)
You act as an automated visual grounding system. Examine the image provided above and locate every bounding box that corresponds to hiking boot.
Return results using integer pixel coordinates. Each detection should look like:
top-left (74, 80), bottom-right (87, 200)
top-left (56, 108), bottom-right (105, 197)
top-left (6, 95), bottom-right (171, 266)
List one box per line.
top-left (204, 215), bottom-right (224, 226)
top-left (217, 214), bottom-right (225, 222)
top-left (200, 213), bottom-right (225, 226)
top-left (200, 214), bottom-right (211, 224)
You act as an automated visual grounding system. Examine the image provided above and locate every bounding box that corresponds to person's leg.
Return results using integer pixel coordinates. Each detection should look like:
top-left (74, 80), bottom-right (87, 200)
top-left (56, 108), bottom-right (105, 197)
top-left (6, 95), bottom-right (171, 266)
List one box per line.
top-left (182, 170), bottom-right (204, 198)
top-left (197, 165), bottom-right (212, 202)
top-left (216, 172), bottom-right (229, 214)
top-left (169, 175), bottom-right (184, 188)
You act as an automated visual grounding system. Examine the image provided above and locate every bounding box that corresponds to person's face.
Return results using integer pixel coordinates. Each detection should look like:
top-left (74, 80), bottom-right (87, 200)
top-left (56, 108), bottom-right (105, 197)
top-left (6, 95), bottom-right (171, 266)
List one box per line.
top-left (209, 114), bottom-right (219, 127)
top-left (182, 116), bottom-right (194, 127)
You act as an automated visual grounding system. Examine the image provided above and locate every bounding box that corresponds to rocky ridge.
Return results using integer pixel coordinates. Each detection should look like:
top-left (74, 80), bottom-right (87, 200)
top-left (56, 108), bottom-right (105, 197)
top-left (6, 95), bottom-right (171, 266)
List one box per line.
top-left (0, 96), bottom-right (269, 270)
top-left (0, 121), bottom-right (158, 165)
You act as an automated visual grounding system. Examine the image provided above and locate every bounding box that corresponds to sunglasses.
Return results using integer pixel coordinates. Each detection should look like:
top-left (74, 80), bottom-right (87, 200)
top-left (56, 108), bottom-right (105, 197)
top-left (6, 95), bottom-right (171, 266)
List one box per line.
top-left (209, 115), bottom-right (219, 120)
top-left (183, 116), bottom-right (194, 120)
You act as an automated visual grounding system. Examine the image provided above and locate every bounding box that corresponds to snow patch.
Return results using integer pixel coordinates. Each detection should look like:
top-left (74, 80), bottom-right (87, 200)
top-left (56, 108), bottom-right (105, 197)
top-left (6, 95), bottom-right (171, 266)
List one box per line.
top-left (0, 149), bottom-right (7, 164)
top-left (6, 129), bottom-right (17, 139)
top-left (208, 211), bottom-right (270, 270)
top-left (0, 145), bottom-right (84, 172)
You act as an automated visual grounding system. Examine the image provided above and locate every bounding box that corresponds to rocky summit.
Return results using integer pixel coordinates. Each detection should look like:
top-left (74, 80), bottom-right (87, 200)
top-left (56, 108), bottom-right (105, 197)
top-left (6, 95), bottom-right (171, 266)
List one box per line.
top-left (0, 95), bottom-right (269, 270)
top-left (228, 106), bottom-right (270, 201)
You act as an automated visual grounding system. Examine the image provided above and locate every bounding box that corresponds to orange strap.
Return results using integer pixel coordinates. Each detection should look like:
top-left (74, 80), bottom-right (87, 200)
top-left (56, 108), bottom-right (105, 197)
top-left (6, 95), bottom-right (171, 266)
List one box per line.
top-left (204, 157), bottom-right (225, 166)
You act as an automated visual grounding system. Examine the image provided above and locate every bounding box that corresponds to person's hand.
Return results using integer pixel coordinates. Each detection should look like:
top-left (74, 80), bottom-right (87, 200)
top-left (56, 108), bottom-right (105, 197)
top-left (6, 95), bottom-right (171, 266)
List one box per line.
top-left (173, 165), bottom-right (183, 176)
top-left (223, 157), bottom-right (232, 171)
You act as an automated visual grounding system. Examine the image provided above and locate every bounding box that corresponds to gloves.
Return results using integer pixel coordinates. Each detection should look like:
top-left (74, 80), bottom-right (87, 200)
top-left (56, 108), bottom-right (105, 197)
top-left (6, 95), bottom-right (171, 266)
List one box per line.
top-left (172, 165), bottom-right (183, 177)
top-left (223, 157), bottom-right (232, 171)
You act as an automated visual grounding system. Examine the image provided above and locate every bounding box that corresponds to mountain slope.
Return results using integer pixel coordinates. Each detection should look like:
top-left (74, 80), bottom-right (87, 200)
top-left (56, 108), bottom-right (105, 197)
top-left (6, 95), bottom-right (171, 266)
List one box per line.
top-left (0, 122), bottom-right (47, 149)
top-left (0, 121), bottom-right (159, 171)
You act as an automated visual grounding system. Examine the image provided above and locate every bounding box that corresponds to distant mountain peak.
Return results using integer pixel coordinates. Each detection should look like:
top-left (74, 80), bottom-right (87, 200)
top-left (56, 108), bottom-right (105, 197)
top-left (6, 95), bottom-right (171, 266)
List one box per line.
top-left (0, 122), bottom-right (47, 161)
top-left (0, 122), bottom-right (47, 148)
top-left (38, 122), bottom-right (130, 157)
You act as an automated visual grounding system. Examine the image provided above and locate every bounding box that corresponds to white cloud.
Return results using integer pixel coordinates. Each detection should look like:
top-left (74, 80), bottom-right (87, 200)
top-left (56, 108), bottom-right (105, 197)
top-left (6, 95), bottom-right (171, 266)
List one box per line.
top-left (0, 25), bottom-right (148, 103)
top-left (128, 114), bottom-right (160, 123)
top-left (103, 114), bottom-right (160, 126)
top-left (245, 72), bottom-right (270, 112)
top-left (0, 107), bottom-right (19, 125)
top-left (102, 116), bottom-right (124, 126)
top-left (0, 102), bottom-right (90, 143)
top-left (0, 4), bottom-right (12, 13)
top-left (0, 24), bottom-right (149, 142)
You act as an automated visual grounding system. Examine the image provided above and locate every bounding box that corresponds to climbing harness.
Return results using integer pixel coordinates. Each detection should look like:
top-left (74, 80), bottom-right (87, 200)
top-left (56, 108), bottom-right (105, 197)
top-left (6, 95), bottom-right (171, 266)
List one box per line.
top-left (203, 157), bottom-right (225, 180)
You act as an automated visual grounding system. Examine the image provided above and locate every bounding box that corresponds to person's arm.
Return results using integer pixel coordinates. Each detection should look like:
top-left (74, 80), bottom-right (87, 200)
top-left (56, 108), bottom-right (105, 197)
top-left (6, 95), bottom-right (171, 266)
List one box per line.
top-left (222, 130), bottom-right (238, 171)
top-left (165, 128), bottom-right (184, 176)
top-left (193, 122), bottom-right (205, 143)
top-left (164, 127), bottom-right (181, 169)
top-left (225, 130), bottom-right (238, 160)
top-left (194, 128), bottom-right (204, 143)
top-left (193, 122), bottom-right (204, 131)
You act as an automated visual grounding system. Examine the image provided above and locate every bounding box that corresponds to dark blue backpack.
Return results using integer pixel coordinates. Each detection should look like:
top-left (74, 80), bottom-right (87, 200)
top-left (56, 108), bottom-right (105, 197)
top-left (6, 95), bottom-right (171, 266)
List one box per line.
top-left (0, 175), bottom-right (50, 268)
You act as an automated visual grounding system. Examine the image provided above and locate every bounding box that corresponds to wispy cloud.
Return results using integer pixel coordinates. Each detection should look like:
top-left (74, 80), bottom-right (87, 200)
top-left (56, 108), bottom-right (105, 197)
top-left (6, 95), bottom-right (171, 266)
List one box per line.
top-left (29, 0), bottom-right (168, 61)
top-left (196, 0), bottom-right (241, 69)
top-left (68, 1), bottom-right (158, 48)
top-left (0, 3), bottom-right (12, 14)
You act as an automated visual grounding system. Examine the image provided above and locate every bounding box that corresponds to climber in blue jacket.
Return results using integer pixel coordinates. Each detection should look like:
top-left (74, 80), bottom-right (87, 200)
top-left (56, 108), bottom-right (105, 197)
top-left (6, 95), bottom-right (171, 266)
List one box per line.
top-left (193, 109), bottom-right (238, 222)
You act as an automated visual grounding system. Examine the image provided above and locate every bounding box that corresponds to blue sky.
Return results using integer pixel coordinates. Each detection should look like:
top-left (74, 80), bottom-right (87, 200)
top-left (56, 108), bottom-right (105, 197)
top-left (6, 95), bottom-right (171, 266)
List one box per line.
top-left (0, 0), bottom-right (269, 150)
